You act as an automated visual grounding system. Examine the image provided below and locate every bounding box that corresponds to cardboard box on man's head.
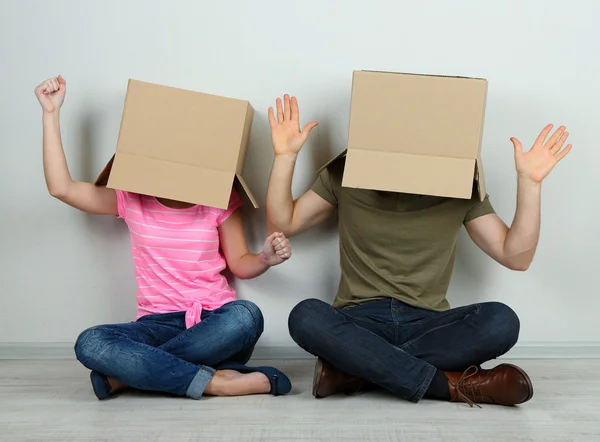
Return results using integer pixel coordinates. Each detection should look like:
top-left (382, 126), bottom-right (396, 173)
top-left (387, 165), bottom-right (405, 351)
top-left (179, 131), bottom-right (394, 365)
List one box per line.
top-left (95, 79), bottom-right (258, 210)
top-left (319, 70), bottom-right (488, 201)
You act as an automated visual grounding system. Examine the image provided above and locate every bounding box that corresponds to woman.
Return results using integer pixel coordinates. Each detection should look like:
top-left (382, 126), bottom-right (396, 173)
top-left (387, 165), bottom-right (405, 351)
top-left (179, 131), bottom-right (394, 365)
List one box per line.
top-left (35, 76), bottom-right (292, 400)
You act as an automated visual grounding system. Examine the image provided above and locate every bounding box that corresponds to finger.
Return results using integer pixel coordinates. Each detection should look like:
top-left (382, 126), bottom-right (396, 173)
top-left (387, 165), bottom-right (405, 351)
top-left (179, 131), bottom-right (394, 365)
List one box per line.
top-left (534, 124), bottom-right (554, 147)
top-left (51, 78), bottom-right (59, 91)
top-left (276, 98), bottom-right (283, 124)
top-left (37, 78), bottom-right (56, 95)
top-left (291, 96), bottom-right (300, 123)
top-left (42, 81), bottom-right (52, 94)
top-left (283, 94), bottom-right (291, 121)
top-left (265, 232), bottom-right (279, 244)
top-left (555, 144), bottom-right (572, 162)
top-left (545, 126), bottom-right (566, 149)
top-left (550, 131), bottom-right (569, 155)
top-left (268, 107), bottom-right (276, 128)
top-left (274, 241), bottom-right (286, 251)
top-left (510, 137), bottom-right (523, 155)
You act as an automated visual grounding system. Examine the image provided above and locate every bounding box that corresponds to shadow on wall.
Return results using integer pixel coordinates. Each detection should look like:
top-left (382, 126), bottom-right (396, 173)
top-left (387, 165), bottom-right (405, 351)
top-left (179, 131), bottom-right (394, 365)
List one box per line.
top-left (76, 107), bottom-right (135, 316)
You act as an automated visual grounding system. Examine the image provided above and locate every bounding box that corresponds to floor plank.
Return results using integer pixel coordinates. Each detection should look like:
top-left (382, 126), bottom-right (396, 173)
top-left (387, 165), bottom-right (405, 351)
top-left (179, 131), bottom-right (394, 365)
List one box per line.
top-left (0, 359), bottom-right (599, 441)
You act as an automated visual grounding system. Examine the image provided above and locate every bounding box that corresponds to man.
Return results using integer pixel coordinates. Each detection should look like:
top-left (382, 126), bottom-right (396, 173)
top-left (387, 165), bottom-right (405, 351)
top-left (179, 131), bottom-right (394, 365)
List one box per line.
top-left (265, 94), bottom-right (572, 407)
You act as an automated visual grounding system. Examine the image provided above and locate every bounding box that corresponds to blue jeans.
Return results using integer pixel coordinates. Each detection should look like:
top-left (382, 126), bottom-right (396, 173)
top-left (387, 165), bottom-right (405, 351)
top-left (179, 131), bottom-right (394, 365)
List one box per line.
top-left (288, 298), bottom-right (520, 402)
top-left (75, 300), bottom-right (264, 399)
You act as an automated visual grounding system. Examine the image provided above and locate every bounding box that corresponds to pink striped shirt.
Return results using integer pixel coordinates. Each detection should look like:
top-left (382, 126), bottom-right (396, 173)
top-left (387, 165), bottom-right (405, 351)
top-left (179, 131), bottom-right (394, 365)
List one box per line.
top-left (116, 189), bottom-right (242, 328)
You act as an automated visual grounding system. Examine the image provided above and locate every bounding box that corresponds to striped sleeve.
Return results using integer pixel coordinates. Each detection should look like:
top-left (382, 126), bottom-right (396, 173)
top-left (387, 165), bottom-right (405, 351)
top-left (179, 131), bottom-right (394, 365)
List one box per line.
top-left (216, 189), bottom-right (243, 225)
top-left (115, 190), bottom-right (128, 219)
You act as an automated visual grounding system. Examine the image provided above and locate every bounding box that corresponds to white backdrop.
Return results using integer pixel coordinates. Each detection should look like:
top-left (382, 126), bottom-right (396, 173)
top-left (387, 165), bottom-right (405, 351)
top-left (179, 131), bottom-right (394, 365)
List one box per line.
top-left (1, 0), bottom-right (598, 354)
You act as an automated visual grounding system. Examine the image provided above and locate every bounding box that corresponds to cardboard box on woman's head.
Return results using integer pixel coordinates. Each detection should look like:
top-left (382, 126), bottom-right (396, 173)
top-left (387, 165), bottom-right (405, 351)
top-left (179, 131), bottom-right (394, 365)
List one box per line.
top-left (319, 70), bottom-right (489, 201)
top-left (95, 79), bottom-right (258, 210)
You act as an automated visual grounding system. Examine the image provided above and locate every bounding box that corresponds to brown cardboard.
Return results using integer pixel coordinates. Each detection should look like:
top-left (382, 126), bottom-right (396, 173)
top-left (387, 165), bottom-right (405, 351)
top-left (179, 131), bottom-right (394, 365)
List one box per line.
top-left (95, 79), bottom-right (258, 210)
top-left (319, 70), bottom-right (488, 200)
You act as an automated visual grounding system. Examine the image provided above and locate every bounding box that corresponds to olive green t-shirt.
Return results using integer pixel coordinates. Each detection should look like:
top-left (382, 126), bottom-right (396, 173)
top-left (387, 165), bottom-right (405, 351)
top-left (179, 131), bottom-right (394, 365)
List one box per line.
top-left (311, 157), bottom-right (495, 311)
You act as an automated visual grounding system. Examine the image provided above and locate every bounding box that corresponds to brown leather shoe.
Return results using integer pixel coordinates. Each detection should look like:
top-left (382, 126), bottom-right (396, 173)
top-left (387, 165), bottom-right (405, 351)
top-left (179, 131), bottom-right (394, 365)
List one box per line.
top-left (445, 363), bottom-right (534, 407)
top-left (312, 358), bottom-right (372, 398)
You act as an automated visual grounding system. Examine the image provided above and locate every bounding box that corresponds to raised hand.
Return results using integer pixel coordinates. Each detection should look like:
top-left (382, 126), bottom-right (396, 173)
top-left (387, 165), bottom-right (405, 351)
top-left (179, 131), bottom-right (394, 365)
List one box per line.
top-left (268, 94), bottom-right (318, 157)
top-left (510, 124), bottom-right (572, 184)
top-left (34, 76), bottom-right (67, 114)
top-left (260, 232), bottom-right (292, 267)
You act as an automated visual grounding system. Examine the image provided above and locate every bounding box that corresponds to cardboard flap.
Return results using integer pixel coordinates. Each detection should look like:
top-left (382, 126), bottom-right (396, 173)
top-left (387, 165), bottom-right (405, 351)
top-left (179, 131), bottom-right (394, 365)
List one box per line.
top-left (475, 156), bottom-right (486, 201)
top-left (343, 150), bottom-right (476, 199)
top-left (107, 152), bottom-right (234, 210)
top-left (235, 174), bottom-right (259, 209)
top-left (236, 103), bottom-right (255, 174)
top-left (316, 150), bottom-right (347, 174)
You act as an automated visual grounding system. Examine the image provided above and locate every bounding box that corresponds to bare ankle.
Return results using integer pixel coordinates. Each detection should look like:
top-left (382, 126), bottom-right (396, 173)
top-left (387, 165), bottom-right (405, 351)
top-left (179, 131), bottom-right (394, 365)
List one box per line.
top-left (107, 377), bottom-right (127, 393)
top-left (204, 371), bottom-right (229, 396)
top-left (204, 370), bottom-right (270, 397)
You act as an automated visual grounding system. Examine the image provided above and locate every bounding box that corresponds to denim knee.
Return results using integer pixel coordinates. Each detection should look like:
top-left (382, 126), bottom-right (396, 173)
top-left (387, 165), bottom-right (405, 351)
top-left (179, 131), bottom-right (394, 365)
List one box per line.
top-left (74, 326), bottom-right (107, 367)
top-left (482, 302), bottom-right (520, 352)
top-left (288, 298), bottom-right (328, 344)
top-left (226, 300), bottom-right (264, 339)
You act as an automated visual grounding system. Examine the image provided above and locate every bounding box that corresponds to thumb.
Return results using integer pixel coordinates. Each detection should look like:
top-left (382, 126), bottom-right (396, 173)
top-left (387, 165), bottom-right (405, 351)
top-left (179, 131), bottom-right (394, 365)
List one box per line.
top-left (301, 121), bottom-right (318, 138)
top-left (57, 75), bottom-right (67, 92)
top-left (264, 232), bottom-right (279, 245)
top-left (510, 137), bottom-right (523, 155)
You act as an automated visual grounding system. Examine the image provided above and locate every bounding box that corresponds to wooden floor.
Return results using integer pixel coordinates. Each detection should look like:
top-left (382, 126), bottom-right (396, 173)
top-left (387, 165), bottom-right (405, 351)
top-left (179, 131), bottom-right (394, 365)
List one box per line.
top-left (0, 359), bottom-right (599, 442)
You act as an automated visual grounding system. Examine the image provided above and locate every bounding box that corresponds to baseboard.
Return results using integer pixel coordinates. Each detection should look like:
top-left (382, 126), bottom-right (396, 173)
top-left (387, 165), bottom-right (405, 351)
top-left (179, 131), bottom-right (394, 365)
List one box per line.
top-left (1, 342), bottom-right (600, 360)
top-left (0, 343), bottom-right (77, 360)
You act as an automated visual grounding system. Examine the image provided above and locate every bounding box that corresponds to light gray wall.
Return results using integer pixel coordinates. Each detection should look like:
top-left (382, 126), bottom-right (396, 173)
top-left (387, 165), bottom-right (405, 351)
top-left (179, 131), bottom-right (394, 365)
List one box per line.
top-left (1, 0), bottom-right (598, 352)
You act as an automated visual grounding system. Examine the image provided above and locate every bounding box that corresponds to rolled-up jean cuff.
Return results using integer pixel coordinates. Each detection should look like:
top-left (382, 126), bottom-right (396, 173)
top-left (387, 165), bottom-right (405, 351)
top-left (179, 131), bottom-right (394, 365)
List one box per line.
top-left (411, 365), bottom-right (437, 403)
top-left (186, 366), bottom-right (216, 400)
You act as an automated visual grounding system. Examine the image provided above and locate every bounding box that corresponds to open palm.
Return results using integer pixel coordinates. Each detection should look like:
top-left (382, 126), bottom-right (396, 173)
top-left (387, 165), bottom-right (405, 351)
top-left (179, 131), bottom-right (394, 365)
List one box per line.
top-left (268, 95), bottom-right (318, 157)
top-left (511, 124), bottom-right (572, 184)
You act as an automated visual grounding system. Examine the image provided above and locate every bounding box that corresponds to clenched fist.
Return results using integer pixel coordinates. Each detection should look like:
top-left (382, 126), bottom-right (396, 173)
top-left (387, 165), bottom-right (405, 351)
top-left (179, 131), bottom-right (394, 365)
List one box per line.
top-left (34, 76), bottom-right (66, 113)
top-left (261, 232), bottom-right (292, 267)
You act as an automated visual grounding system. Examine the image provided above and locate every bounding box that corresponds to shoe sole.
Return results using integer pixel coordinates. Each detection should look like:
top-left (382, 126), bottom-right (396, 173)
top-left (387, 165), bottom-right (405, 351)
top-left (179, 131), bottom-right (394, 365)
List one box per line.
top-left (500, 363), bottom-right (534, 404)
top-left (312, 358), bottom-right (324, 398)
